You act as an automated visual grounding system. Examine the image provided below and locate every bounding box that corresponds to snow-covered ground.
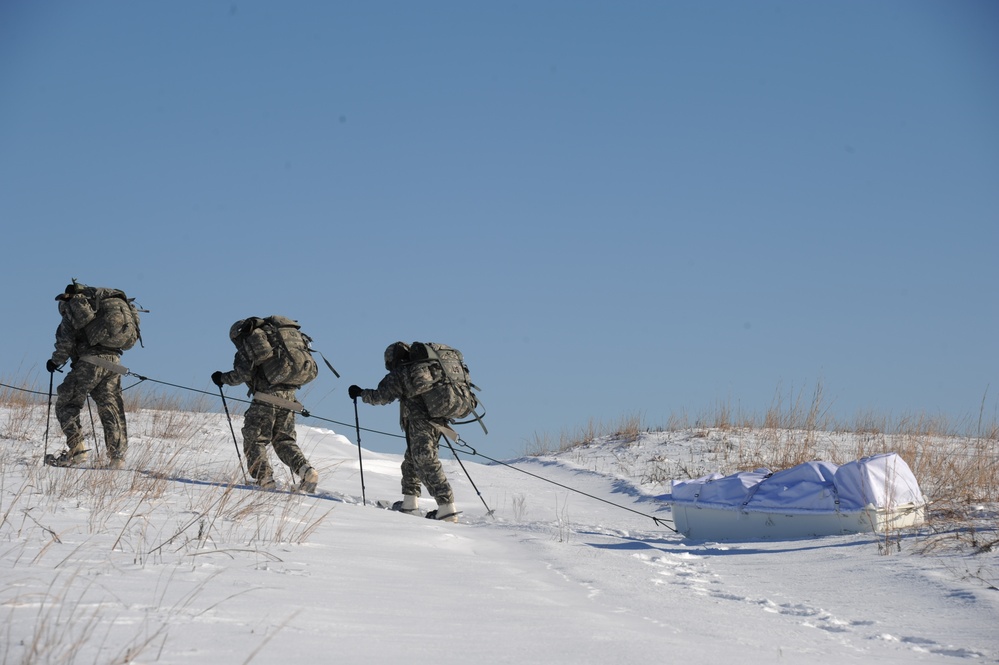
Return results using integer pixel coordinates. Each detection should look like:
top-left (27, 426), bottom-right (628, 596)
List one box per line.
top-left (1, 405), bottom-right (996, 664)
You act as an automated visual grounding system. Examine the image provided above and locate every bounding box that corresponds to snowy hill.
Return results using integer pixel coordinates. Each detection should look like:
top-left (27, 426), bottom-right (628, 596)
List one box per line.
top-left (1, 405), bottom-right (997, 663)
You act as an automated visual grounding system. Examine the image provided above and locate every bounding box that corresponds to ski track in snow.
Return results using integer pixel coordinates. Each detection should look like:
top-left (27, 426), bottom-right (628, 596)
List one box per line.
top-left (629, 548), bottom-right (989, 660)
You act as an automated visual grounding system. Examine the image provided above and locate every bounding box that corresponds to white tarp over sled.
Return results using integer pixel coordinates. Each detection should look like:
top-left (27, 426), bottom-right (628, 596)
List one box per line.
top-left (665, 453), bottom-right (927, 541)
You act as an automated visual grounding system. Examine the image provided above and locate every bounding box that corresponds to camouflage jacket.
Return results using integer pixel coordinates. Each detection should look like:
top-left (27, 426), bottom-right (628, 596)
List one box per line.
top-left (50, 295), bottom-right (117, 365)
top-left (218, 346), bottom-right (293, 395)
top-left (361, 362), bottom-right (438, 428)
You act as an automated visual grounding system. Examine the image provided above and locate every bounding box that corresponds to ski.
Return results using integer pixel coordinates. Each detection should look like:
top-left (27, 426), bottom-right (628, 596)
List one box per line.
top-left (121, 470), bottom-right (343, 502)
top-left (373, 500), bottom-right (462, 521)
top-left (44, 460), bottom-right (334, 503)
top-left (426, 509), bottom-right (462, 522)
top-left (375, 499), bottom-right (426, 517)
top-left (43, 449), bottom-right (92, 468)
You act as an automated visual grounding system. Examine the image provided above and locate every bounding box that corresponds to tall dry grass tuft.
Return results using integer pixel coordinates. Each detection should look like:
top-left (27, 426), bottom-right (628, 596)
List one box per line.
top-left (0, 374), bottom-right (48, 442)
top-left (0, 376), bottom-right (45, 408)
top-left (123, 386), bottom-right (217, 414)
top-left (732, 382), bottom-right (833, 471)
top-left (2, 401), bottom-right (43, 442)
top-left (524, 413), bottom-right (646, 456)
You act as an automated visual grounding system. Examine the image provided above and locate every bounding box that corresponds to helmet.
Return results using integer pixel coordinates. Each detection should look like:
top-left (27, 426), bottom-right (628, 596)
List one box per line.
top-left (384, 342), bottom-right (411, 371)
top-left (229, 319), bottom-right (249, 345)
top-left (55, 279), bottom-right (87, 301)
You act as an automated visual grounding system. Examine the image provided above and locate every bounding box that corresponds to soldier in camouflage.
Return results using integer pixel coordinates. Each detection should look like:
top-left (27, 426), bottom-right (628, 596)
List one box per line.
top-left (211, 319), bottom-right (319, 492)
top-left (45, 282), bottom-right (128, 468)
top-left (348, 342), bottom-right (458, 521)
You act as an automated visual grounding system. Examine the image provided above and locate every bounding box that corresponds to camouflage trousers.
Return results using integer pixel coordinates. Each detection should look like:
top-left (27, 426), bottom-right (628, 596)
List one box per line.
top-left (401, 417), bottom-right (454, 505)
top-left (242, 389), bottom-right (309, 482)
top-left (55, 355), bottom-right (127, 459)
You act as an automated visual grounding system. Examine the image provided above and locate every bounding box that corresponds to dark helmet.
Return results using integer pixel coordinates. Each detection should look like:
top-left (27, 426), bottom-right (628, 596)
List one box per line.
top-left (229, 319), bottom-right (249, 345)
top-left (55, 279), bottom-right (87, 301)
top-left (384, 342), bottom-right (411, 371)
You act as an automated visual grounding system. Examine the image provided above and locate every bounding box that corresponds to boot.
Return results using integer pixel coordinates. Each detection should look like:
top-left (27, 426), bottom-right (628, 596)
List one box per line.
top-left (298, 465), bottom-right (319, 493)
top-left (249, 460), bottom-right (275, 489)
top-left (45, 447), bottom-right (90, 468)
top-left (426, 501), bottom-right (459, 522)
top-left (391, 494), bottom-right (421, 514)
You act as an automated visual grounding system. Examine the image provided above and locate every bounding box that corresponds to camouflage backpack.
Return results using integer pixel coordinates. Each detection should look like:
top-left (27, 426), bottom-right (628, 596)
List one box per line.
top-left (242, 316), bottom-right (319, 387)
top-left (64, 285), bottom-right (142, 351)
top-left (407, 342), bottom-right (478, 421)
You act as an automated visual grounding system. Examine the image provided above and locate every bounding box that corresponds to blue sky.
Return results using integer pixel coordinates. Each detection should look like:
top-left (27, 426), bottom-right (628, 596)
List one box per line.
top-left (2, 1), bottom-right (997, 459)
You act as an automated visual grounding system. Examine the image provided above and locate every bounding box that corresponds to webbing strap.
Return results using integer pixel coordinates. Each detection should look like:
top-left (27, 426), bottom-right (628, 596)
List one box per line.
top-left (80, 355), bottom-right (129, 376)
top-left (252, 391), bottom-right (307, 414)
top-left (453, 397), bottom-right (488, 435)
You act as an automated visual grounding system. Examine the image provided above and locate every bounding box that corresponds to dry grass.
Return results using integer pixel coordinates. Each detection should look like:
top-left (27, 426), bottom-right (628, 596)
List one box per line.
top-left (524, 413), bottom-right (645, 456)
top-left (527, 382), bottom-right (999, 511)
top-left (0, 378), bottom-right (45, 408)
top-left (8, 568), bottom-right (171, 664)
top-left (0, 381), bottom-right (334, 663)
top-left (7, 435), bottom-right (334, 558)
top-left (0, 375), bottom-right (48, 443)
top-left (122, 385), bottom-right (217, 414)
top-left (1, 401), bottom-right (43, 442)
top-left (526, 384), bottom-right (996, 566)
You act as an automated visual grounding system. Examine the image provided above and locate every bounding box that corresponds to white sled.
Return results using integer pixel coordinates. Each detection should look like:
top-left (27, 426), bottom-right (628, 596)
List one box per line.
top-left (664, 453), bottom-right (927, 541)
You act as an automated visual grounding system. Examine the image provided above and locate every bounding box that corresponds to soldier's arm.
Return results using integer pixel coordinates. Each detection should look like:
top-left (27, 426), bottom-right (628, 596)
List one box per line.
top-left (50, 320), bottom-right (76, 366)
top-left (220, 350), bottom-right (254, 386)
top-left (361, 371), bottom-right (406, 406)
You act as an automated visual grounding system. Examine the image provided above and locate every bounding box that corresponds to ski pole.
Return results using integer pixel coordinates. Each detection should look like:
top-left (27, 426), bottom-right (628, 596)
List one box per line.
top-left (441, 434), bottom-right (495, 518)
top-left (353, 397), bottom-right (366, 506)
top-left (86, 396), bottom-right (100, 449)
top-left (218, 385), bottom-right (248, 483)
top-left (43, 369), bottom-right (55, 463)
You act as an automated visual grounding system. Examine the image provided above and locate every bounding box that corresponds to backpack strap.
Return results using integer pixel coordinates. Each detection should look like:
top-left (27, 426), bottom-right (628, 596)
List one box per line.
top-left (270, 315), bottom-right (340, 378)
top-left (316, 350), bottom-right (340, 378)
top-left (130, 298), bottom-right (147, 349)
top-left (452, 397), bottom-right (488, 435)
top-left (434, 422), bottom-right (460, 441)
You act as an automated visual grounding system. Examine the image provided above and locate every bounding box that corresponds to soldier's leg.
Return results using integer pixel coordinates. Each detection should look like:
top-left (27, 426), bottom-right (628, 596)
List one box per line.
top-left (90, 370), bottom-right (127, 460)
top-left (270, 407), bottom-right (309, 473)
top-left (241, 401), bottom-right (275, 482)
top-left (55, 362), bottom-right (100, 454)
top-left (406, 418), bottom-right (453, 505)
top-left (269, 393), bottom-right (318, 491)
top-left (400, 436), bottom-right (422, 498)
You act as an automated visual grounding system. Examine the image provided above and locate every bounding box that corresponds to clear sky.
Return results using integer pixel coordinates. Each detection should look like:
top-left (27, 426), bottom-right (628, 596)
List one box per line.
top-left (2, 1), bottom-right (997, 459)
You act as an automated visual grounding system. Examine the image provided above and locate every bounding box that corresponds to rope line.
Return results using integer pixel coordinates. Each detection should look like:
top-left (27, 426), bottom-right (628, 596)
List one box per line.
top-left (448, 436), bottom-right (677, 531)
top-left (0, 381), bottom-right (50, 397)
top-left (2, 376), bottom-right (405, 439)
top-left (2, 374), bottom-right (677, 529)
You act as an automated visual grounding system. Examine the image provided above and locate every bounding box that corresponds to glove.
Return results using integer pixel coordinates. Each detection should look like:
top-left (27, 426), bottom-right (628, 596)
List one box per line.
top-left (348, 384), bottom-right (364, 400)
top-left (46, 359), bottom-right (60, 373)
top-left (211, 371), bottom-right (225, 387)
